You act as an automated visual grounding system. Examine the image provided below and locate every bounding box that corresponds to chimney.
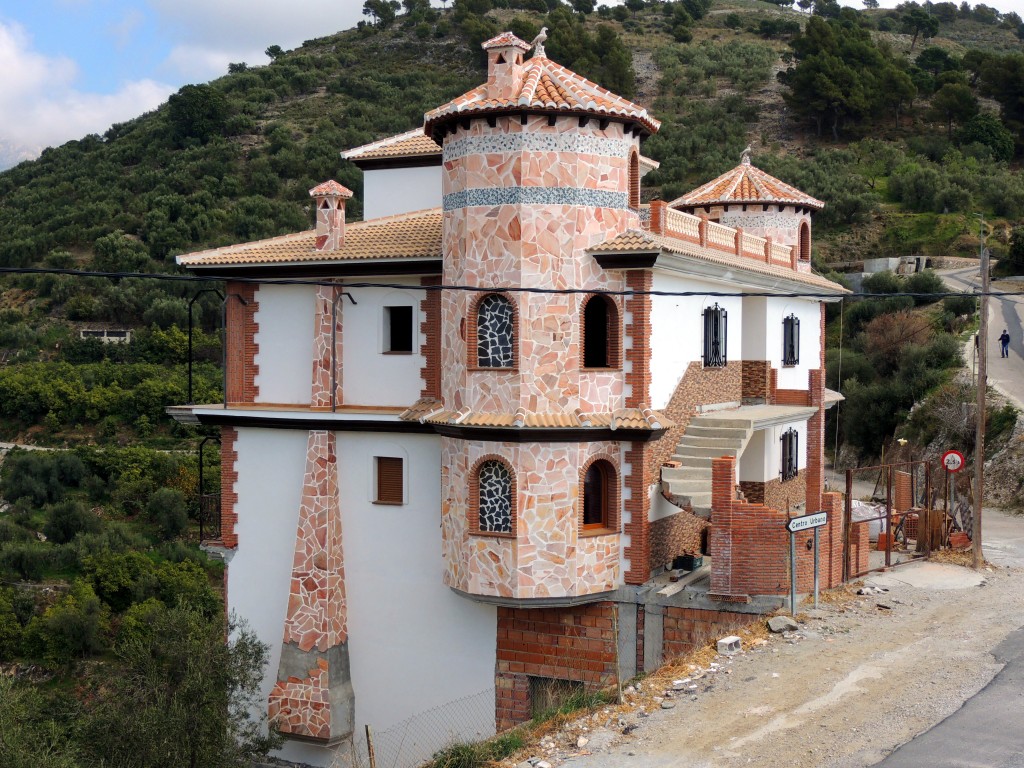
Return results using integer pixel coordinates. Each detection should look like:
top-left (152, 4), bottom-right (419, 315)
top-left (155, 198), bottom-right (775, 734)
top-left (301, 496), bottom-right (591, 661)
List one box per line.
top-left (481, 32), bottom-right (531, 99)
top-left (309, 180), bottom-right (353, 252)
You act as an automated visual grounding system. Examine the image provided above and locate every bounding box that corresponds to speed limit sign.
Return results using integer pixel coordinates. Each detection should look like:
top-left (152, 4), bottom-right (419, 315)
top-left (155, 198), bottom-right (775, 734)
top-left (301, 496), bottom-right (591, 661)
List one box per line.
top-left (942, 449), bottom-right (965, 473)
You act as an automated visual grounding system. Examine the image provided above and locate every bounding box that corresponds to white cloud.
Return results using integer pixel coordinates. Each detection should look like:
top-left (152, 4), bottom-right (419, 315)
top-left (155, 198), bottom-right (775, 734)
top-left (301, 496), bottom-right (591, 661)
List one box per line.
top-left (147, 0), bottom-right (366, 81)
top-left (0, 20), bottom-right (174, 155)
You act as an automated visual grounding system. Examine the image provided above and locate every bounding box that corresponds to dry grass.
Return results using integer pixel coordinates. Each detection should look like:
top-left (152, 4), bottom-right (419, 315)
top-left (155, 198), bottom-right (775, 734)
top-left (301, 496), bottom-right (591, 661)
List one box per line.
top-left (930, 549), bottom-right (984, 567)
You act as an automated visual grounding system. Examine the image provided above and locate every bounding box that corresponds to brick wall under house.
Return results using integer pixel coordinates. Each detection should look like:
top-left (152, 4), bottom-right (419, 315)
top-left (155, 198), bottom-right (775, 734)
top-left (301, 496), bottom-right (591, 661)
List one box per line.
top-left (225, 282), bottom-right (259, 405)
top-left (495, 604), bottom-right (618, 729)
top-left (741, 360), bottom-right (772, 404)
top-left (709, 456), bottom-right (844, 599)
top-left (662, 607), bottom-right (754, 660)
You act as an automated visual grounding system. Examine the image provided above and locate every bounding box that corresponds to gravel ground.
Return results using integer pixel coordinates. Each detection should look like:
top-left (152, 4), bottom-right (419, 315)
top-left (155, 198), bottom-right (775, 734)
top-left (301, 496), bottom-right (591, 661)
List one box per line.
top-left (505, 536), bottom-right (1024, 768)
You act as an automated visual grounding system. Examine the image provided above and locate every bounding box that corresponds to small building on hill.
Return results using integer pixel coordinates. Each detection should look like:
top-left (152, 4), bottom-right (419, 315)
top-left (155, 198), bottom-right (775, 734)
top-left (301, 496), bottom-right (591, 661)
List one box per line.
top-left (171, 32), bottom-right (849, 768)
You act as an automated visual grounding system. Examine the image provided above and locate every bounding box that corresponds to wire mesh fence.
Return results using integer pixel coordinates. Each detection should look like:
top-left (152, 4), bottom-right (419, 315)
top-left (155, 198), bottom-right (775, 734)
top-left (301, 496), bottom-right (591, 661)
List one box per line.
top-left (342, 687), bottom-right (496, 768)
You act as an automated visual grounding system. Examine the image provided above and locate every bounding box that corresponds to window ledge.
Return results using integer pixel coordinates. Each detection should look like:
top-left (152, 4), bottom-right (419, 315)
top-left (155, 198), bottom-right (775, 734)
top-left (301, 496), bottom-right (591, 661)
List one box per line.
top-left (468, 366), bottom-right (519, 373)
top-left (469, 530), bottom-right (516, 539)
top-left (580, 527), bottom-right (617, 538)
top-left (580, 367), bottom-right (623, 373)
top-left (372, 500), bottom-right (405, 506)
top-left (382, 351), bottom-right (414, 356)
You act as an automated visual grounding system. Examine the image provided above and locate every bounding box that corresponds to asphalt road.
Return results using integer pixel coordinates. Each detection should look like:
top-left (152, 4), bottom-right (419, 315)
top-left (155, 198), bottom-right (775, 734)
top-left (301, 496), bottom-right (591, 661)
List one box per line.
top-left (872, 507), bottom-right (1024, 767)
top-left (876, 625), bottom-right (1024, 767)
top-left (942, 266), bottom-right (1024, 409)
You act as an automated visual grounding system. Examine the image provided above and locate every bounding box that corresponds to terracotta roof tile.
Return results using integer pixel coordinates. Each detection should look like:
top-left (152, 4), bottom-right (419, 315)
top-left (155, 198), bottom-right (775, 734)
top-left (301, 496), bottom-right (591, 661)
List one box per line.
top-left (670, 157), bottom-right (824, 210)
top-left (397, 403), bottom-right (673, 431)
top-left (341, 129), bottom-right (441, 162)
top-left (308, 180), bottom-right (353, 198)
top-left (424, 50), bottom-right (659, 139)
top-left (177, 208), bottom-right (441, 268)
top-left (481, 32), bottom-right (532, 51)
top-left (590, 228), bottom-right (849, 294)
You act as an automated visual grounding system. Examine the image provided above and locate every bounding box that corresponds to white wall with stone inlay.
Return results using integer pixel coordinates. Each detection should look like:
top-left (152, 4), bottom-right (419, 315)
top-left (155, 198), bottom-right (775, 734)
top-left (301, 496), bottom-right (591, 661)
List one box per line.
top-left (342, 281), bottom-right (425, 407)
top-left (649, 273), bottom-right (744, 410)
top-left (254, 284), bottom-right (316, 405)
top-left (739, 420), bottom-right (807, 483)
top-left (229, 428), bottom-right (307, 757)
top-left (362, 165), bottom-right (442, 220)
top-left (338, 432), bottom-right (497, 759)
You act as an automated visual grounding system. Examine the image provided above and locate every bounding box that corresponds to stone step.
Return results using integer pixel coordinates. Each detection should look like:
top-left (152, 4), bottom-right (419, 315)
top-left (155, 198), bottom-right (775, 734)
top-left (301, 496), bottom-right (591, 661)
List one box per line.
top-left (689, 417), bottom-right (754, 430)
top-left (660, 466), bottom-right (710, 482)
top-left (668, 455), bottom-right (714, 469)
top-left (660, 474), bottom-right (710, 493)
top-left (677, 435), bottom-right (746, 450)
top-left (683, 425), bottom-right (750, 441)
top-left (672, 446), bottom-right (740, 460)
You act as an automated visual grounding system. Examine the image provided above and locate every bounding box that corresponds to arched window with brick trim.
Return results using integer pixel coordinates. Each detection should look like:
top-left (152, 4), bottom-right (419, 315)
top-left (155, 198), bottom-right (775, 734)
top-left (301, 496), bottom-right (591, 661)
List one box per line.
top-left (799, 221), bottom-right (811, 262)
top-left (628, 150), bottom-right (640, 209)
top-left (473, 458), bottom-right (515, 534)
top-left (582, 294), bottom-right (620, 369)
top-left (475, 293), bottom-right (516, 368)
top-left (581, 458), bottom-right (617, 532)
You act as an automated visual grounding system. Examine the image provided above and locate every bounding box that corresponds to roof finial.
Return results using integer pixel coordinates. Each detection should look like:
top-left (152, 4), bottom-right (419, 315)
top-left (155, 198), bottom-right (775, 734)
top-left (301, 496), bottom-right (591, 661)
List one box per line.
top-left (741, 145), bottom-right (752, 165)
top-left (530, 27), bottom-right (548, 58)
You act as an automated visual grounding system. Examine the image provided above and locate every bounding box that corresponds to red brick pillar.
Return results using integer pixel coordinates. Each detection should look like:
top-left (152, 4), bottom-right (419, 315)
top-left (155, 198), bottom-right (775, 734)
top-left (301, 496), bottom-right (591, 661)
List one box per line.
top-left (219, 426), bottom-right (239, 549)
top-left (225, 281), bottom-right (259, 405)
top-left (708, 456), bottom-right (736, 597)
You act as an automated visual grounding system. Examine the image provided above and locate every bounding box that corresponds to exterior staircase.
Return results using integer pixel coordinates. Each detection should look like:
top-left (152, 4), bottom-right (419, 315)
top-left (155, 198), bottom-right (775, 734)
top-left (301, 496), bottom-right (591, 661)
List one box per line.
top-left (660, 414), bottom-right (755, 517)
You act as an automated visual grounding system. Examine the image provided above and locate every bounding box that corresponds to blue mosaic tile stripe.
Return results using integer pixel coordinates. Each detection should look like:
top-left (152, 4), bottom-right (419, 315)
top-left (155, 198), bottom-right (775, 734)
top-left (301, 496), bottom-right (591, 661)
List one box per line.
top-left (443, 134), bottom-right (631, 161)
top-left (443, 187), bottom-right (628, 211)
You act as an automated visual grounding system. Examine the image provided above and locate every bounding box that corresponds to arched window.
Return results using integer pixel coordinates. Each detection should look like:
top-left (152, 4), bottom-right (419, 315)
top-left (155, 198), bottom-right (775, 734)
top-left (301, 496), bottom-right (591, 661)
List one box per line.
top-left (582, 295), bottom-right (619, 369)
top-left (477, 460), bottom-right (513, 534)
top-left (799, 221), bottom-right (811, 262)
top-left (476, 294), bottom-right (515, 368)
top-left (628, 151), bottom-right (640, 209)
top-left (582, 459), bottom-right (616, 531)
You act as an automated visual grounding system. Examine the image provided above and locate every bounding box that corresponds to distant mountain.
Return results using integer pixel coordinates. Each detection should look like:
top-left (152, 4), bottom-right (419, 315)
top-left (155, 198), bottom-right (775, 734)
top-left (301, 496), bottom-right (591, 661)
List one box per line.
top-left (0, 140), bottom-right (42, 171)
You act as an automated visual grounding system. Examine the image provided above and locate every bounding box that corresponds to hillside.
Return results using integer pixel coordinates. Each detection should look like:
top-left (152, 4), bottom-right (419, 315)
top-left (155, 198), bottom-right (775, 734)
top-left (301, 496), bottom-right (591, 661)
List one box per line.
top-left (0, 0), bottom-right (1022, 450)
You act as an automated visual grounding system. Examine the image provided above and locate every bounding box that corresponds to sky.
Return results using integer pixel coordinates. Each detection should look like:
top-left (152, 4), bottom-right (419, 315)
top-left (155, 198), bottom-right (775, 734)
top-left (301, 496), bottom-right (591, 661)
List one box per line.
top-left (0, 0), bottom-right (1023, 169)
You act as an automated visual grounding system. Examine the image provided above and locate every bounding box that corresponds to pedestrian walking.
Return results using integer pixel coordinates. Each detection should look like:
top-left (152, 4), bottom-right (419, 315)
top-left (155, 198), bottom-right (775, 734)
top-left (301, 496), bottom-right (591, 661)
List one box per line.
top-left (999, 329), bottom-right (1010, 358)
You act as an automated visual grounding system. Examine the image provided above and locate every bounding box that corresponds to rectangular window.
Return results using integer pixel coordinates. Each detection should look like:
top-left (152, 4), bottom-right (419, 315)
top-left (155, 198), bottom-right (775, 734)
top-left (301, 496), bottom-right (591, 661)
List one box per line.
top-left (375, 457), bottom-right (404, 504)
top-left (781, 429), bottom-right (799, 481)
top-left (384, 306), bottom-right (414, 353)
top-left (783, 314), bottom-right (800, 366)
top-left (702, 303), bottom-right (727, 368)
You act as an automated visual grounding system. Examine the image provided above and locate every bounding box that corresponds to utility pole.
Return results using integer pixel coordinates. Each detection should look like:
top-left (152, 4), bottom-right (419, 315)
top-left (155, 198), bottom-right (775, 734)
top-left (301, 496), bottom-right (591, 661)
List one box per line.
top-left (974, 216), bottom-right (988, 569)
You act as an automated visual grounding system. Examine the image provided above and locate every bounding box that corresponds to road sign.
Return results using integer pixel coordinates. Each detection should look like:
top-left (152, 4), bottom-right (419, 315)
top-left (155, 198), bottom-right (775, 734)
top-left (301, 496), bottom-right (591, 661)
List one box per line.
top-left (786, 511), bottom-right (828, 533)
top-left (942, 449), bottom-right (965, 473)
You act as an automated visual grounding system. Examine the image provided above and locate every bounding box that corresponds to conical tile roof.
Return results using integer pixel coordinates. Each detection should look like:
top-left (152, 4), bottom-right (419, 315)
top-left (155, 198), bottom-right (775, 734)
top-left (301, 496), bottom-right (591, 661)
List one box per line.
top-left (669, 149), bottom-right (823, 211)
top-left (424, 42), bottom-right (659, 140)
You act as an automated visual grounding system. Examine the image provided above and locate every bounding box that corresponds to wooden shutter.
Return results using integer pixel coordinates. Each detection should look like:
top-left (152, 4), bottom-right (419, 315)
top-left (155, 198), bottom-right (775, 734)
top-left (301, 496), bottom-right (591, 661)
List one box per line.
top-left (376, 457), bottom-right (403, 505)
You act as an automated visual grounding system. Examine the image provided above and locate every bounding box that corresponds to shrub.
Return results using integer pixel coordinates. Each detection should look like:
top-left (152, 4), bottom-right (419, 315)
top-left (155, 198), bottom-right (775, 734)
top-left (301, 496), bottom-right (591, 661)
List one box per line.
top-left (0, 544), bottom-right (49, 581)
top-left (0, 588), bottom-right (22, 661)
top-left (146, 487), bottom-right (188, 540)
top-left (943, 294), bottom-right (977, 316)
top-left (84, 551), bottom-right (158, 612)
top-left (904, 269), bottom-right (945, 304)
top-left (861, 270), bottom-right (904, 294)
top-left (42, 500), bottom-right (101, 545)
top-left (156, 560), bottom-right (220, 617)
top-left (0, 519), bottom-right (32, 544)
top-left (118, 597), bottom-right (167, 647)
top-left (22, 581), bottom-right (110, 667)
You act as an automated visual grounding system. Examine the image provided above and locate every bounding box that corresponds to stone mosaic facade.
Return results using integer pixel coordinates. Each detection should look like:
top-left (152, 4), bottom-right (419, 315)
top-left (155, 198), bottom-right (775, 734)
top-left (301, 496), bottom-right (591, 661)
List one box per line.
top-left (442, 438), bottom-right (622, 599)
top-left (267, 430), bottom-right (354, 742)
top-left (310, 285), bottom-right (344, 408)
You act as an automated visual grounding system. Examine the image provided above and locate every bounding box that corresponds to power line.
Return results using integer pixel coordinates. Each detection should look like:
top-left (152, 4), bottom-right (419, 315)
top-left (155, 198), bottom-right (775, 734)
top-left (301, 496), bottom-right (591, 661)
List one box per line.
top-left (0, 266), bottom-right (1013, 300)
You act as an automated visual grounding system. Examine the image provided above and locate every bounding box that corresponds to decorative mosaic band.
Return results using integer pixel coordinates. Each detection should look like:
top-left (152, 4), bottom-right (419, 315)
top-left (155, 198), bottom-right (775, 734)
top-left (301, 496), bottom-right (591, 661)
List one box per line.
top-left (443, 187), bottom-right (628, 211)
top-left (442, 134), bottom-right (631, 161)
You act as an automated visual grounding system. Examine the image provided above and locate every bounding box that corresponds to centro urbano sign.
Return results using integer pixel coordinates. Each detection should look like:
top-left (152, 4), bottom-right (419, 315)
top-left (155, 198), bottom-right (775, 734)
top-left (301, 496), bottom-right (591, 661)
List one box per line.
top-left (786, 511), bottom-right (828, 533)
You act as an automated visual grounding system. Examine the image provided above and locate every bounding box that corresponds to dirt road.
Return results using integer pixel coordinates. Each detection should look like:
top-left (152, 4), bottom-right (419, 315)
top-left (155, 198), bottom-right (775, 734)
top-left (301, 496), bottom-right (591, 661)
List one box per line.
top-left (510, 509), bottom-right (1024, 768)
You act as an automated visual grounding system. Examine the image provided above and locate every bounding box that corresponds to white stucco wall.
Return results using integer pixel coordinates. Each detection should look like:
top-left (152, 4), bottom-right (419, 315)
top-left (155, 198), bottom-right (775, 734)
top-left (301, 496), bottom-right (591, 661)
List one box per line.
top-left (362, 165), bottom-right (442, 220)
top-left (342, 284), bottom-right (426, 407)
top-left (738, 420), bottom-right (808, 483)
top-left (741, 296), bottom-right (821, 391)
top-left (253, 284), bottom-right (316, 404)
top-left (228, 428), bottom-right (308, 720)
top-left (649, 273), bottom-right (743, 410)
top-left (338, 433), bottom-right (498, 746)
